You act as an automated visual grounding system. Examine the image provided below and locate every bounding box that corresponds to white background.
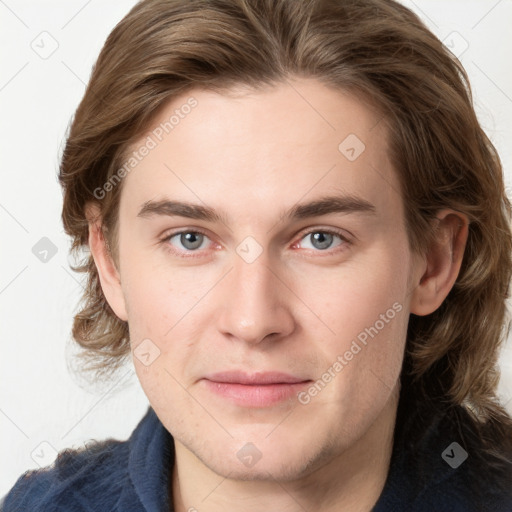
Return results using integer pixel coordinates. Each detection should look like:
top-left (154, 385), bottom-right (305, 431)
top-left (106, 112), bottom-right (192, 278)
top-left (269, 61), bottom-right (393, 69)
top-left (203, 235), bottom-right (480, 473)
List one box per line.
top-left (1, 0), bottom-right (511, 496)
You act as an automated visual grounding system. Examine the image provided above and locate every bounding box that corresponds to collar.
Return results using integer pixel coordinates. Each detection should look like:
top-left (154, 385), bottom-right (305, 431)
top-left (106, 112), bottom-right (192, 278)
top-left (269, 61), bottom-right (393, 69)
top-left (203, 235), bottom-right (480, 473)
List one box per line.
top-left (117, 406), bottom-right (174, 512)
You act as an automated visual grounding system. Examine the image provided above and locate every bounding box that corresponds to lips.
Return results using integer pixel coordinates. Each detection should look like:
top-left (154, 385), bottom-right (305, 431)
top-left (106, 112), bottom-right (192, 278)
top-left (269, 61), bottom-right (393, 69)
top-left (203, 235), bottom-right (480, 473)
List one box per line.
top-left (201, 371), bottom-right (311, 407)
top-left (204, 371), bottom-right (309, 385)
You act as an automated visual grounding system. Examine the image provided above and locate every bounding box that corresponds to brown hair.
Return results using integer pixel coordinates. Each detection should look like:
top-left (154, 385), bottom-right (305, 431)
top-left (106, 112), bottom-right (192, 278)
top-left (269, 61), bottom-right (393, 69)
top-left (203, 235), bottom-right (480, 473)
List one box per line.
top-left (59, 0), bottom-right (512, 474)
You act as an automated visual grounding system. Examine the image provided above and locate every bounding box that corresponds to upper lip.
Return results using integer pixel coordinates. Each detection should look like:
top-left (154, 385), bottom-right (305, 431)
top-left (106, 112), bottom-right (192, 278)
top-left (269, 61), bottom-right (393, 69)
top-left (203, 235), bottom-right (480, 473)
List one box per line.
top-left (203, 371), bottom-right (310, 385)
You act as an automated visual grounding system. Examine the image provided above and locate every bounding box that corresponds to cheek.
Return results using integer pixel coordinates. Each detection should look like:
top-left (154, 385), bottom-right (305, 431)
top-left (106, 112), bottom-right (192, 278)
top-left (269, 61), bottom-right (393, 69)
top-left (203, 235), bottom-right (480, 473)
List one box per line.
top-left (120, 259), bottom-right (211, 383)
top-left (296, 244), bottom-right (410, 342)
top-left (297, 244), bottom-right (410, 395)
top-left (120, 253), bottom-right (205, 338)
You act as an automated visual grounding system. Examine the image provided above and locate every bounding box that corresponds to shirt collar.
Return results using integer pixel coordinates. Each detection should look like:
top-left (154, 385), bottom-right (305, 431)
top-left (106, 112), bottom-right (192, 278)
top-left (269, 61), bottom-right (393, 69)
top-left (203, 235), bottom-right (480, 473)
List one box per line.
top-left (118, 406), bottom-right (175, 511)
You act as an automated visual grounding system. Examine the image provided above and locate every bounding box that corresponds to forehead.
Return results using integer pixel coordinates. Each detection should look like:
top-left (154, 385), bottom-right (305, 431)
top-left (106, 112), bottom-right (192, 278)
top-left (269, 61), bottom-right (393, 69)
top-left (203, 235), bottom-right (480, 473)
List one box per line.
top-left (119, 78), bottom-right (403, 227)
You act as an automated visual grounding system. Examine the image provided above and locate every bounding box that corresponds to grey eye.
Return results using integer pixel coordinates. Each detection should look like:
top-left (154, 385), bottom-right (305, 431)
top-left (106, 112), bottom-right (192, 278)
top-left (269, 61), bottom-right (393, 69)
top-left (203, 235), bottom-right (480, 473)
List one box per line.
top-left (311, 232), bottom-right (333, 250)
top-left (170, 232), bottom-right (206, 251)
top-left (301, 232), bottom-right (343, 251)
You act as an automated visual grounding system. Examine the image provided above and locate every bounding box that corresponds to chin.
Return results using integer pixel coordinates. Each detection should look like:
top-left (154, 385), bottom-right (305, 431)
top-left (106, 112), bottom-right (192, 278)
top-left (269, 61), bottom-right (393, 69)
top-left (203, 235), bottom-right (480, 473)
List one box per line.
top-left (203, 456), bottom-right (311, 482)
top-left (195, 436), bottom-right (334, 483)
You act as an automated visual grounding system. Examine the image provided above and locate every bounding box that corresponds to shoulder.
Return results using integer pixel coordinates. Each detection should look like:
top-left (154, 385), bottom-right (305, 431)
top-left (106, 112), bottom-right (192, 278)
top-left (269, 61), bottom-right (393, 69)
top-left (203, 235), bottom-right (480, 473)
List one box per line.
top-left (399, 401), bottom-right (512, 511)
top-left (431, 404), bottom-right (511, 509)
top-left (1, 406), bottom-right (173, 512)
top-left (1, 438), bottom-right (130, 511)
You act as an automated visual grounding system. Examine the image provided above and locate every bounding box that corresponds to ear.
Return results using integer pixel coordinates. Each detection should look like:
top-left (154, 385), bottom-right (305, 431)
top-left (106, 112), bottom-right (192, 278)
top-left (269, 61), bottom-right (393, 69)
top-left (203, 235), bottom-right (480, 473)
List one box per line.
top-left (85, 202), bottom-right (128, 322)
top-left (410, 209), bottom-right (469, 316)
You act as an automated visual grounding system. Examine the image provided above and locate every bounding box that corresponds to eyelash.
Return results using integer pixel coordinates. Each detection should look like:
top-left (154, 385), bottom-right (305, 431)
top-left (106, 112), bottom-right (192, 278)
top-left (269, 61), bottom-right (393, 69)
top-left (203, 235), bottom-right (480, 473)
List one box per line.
top-left (159, 227), bottom-right (351, 259)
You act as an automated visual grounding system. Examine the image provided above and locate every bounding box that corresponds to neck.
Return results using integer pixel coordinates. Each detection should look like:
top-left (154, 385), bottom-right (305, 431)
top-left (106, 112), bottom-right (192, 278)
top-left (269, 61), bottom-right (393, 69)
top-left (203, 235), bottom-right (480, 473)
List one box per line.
top-left (171, 389), bottom-right (398, 512)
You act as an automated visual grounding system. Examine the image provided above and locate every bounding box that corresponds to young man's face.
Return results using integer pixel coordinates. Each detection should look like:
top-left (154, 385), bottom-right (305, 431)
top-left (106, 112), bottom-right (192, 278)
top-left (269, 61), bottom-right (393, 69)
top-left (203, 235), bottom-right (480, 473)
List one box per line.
top-left (101, 79), bottom-right (427, 480)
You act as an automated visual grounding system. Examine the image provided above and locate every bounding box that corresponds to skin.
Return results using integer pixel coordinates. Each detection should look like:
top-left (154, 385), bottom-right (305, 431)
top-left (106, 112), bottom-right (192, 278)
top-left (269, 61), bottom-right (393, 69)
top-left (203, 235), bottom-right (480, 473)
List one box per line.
top-left (87, 78), bottom-right (468, 511)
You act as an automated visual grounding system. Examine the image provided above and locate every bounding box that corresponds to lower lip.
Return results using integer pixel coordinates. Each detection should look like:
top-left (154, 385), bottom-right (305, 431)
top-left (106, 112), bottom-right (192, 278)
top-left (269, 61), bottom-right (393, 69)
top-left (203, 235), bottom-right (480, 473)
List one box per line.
top-left (202, 380), bottom-right (311, 407)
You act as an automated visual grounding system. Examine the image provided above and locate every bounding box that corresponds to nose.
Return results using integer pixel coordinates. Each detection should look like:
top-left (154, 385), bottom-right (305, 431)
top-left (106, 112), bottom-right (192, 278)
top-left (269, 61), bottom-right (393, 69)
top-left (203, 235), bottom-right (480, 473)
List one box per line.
top-left (216, 252), bottom-right (296, 345)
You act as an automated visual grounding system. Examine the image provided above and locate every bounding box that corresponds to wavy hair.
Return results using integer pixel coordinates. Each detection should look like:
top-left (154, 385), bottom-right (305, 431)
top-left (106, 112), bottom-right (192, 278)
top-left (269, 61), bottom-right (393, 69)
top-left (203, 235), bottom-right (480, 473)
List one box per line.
top-left (59, 0), bottom-right (512, 474)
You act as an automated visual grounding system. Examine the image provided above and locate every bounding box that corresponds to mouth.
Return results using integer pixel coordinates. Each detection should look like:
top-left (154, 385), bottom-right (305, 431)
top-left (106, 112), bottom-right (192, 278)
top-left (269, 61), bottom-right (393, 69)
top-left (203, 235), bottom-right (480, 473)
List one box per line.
top-left (201, 371), bottom-right (312, 407)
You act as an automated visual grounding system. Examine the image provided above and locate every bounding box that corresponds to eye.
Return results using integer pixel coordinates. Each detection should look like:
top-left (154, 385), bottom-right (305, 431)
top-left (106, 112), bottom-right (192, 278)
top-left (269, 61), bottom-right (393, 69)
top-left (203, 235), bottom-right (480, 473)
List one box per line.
top-left (165, 231), bottom-right (210, 252)
top-left (297, 230), bottom-right (347, 252)
top-left (160, 228), bottom-right (350, 258)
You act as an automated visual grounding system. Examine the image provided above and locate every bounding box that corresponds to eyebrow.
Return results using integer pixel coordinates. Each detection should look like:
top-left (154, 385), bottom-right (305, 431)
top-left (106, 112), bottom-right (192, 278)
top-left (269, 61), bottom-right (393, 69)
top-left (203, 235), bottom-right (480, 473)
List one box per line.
top-left (137, 194), bottom-right (377, 224)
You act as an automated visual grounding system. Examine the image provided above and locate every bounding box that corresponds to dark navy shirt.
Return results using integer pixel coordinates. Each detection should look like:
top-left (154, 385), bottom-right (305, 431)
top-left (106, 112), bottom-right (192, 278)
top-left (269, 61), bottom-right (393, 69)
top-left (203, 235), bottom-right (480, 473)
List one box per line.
top-left (2, 405), bottom-right (511, 511)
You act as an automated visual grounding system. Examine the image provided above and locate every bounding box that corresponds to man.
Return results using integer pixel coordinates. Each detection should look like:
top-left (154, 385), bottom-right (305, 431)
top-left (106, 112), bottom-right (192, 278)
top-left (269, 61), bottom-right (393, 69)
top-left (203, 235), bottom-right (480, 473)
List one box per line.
top-left (3, 0), bottom-right (511, 510)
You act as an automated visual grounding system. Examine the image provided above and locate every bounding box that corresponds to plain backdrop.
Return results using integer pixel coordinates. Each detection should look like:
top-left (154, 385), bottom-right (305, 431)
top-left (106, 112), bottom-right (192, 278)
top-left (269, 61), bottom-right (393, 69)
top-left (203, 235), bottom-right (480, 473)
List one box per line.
top-left (1, 0), bottom-right (511, 496)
